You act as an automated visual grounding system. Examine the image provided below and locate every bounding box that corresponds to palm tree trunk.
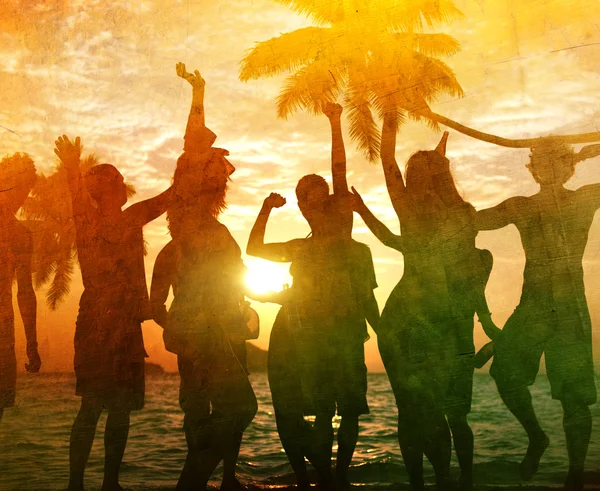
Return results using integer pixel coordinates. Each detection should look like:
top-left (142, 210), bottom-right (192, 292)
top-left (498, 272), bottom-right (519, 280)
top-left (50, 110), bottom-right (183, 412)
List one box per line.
top-left (422, 109), bottom-right (600, 148)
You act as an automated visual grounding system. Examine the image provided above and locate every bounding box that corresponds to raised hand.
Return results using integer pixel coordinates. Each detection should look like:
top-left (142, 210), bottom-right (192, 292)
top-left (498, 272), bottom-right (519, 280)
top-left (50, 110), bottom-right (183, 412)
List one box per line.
top-left (176, 62), bottom-right (205, 89)
top-left (25, 343), bottom-right (41, 373)
top-left (323, 102), bottom-right (343, 119)
top-left (263, 193), bottom-right (286, 209)
top-left (349, 186), bottom-right (366, 211)
top-left (54, 135), bottom-right (81, 167)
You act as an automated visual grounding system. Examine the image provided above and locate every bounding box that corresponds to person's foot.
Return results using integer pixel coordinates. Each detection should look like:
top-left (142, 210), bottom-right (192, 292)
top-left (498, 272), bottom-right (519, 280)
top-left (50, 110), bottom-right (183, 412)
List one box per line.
top-left (564, 467), bottom-right (584, 491)
top-left (458, 473), bottom-right (473, 491)
top-left (335, 469), bottom-right (351, 491)
top-left (520, 432), bottom-right (550, 481)
top-left (220, 477), bottom-right (247, 491)
top-left (100, 484), bottom-right (124, 491)
top-left (67, 481), bottom-right (84, 491)
top-left (100, 485), bottom-right (124, 491)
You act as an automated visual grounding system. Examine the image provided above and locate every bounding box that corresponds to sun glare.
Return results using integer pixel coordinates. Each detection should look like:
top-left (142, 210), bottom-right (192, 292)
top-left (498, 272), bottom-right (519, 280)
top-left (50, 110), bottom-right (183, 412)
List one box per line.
top-left (245, 258), bottom-right (291, 295)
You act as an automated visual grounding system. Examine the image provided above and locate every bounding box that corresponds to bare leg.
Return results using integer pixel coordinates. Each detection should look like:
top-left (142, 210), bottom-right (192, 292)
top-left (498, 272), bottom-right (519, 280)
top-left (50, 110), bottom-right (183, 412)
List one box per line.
top-left (313, 412), bottom-right (335, 487)
top-left (496, 384), bottom-right (549, 481)
top-left (275, 411), bottom-right (312, 489)
top-left (176, 412), bottom-right (205, 491)
top-left (397, 413), bottom-right (424, 491)
top-left (68, 397), bottom-right (103, 491)
top-left (562, 399), bottom-right (591, 491)
top-left (447, 412), bottom-right (474, 490)
top-left (422, 412), bottom-right (452, 490)
top-left (336, 416), bottom-right (359, 490)
top-left (220, 430), bottom-right (244, 490)
top-left (101, 408), bottom-right (131, 491)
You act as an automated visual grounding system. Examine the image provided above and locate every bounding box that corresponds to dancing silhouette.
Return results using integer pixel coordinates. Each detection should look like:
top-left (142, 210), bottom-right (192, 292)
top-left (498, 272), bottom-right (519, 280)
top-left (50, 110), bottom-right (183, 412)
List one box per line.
top-left (150, 63), bottom-right (257, 491)
top-left (350, 127), bottom-right (499, 491)
top-left (55, 135), bottom-right (172, 491)
top-left (474, 140), bottom-right (600, 491)
top-left (247, 103), bottom-right (379, 490)
top-left (0, 153), bottom-right (40, 422)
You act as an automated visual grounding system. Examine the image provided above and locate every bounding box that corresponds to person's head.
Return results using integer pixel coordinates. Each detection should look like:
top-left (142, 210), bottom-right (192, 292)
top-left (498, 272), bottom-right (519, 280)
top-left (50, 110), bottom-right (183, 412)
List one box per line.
top-left (527, 139), bottom-right (576, 187)
top-left (295, 174), bottom-right (330, 231)
top-left (167, 147), bottom-right (234, 238)
top-left (83, 164), bottom-right (128, 209)
top-left (0, 152), bottom-right (37, 214)
top-left (404, 132), bottom-right (466, 213)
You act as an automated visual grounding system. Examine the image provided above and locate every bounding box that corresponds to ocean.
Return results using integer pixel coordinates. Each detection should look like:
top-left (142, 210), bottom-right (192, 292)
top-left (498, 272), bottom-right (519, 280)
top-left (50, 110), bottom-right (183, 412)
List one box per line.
top-left (1, 372), bottom-right (599, 490)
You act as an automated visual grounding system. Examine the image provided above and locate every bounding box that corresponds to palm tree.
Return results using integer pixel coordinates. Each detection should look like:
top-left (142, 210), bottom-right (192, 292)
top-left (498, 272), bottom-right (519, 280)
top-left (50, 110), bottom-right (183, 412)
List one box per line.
top-left (21, 155), bottom-right (137, 309)
top-left (239, 0), bottom-right (465, 160)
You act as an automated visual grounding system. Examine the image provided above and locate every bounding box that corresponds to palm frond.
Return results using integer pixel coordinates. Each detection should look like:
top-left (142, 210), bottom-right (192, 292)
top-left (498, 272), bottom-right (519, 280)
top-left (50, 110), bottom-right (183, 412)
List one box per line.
top-left (392, 32), bottom-right (461, 57)
top-left (46, 248), bottom-right (75, 310)
top-left (276, 60), bottom-right (344, 119)
top-left (273, 0), bottom-right (345, 25)
top-left (382, 0), bottom-right (463, 31)
top-left (344, 70), bottom-right (381, 161)
top-left (125, 182), bottom-right (136, 198)
top-left (239, 27), bottom-right (332, 81)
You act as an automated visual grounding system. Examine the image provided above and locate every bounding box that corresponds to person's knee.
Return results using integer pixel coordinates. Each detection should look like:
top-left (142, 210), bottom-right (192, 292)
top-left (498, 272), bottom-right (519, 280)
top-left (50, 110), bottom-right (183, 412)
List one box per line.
top-left (446, 411), bottom-right (468, 429)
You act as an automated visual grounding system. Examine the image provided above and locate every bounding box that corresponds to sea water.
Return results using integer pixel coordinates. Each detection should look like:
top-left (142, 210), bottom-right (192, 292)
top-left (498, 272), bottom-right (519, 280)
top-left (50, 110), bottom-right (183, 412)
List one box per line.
top-left (1, 372), bottom-right (599, 490)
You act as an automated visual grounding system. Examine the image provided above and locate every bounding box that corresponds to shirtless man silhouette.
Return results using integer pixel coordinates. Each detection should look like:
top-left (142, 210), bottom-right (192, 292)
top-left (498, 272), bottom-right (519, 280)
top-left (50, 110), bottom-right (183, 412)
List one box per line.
top-left (475, 140), bottom-right (600, 491)
top-left (55, 135), bottom-right (172, 491)
top-left (0, 152), bottom-right (40, 421)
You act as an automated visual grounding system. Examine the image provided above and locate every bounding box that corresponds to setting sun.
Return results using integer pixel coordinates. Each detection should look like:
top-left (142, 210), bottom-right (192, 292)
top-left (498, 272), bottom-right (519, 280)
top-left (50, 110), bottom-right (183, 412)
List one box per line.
top-left (245, 258), bottom-right (292, 295)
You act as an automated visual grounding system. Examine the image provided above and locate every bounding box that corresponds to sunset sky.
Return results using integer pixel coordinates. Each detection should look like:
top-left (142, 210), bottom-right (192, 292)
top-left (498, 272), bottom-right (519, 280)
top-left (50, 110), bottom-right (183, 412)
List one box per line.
top-left (2, 0), bottom-right (600, 373)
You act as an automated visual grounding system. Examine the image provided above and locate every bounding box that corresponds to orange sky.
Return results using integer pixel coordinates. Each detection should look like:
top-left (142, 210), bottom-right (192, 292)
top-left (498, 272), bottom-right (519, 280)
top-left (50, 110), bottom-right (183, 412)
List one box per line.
top-left (2, 0), bottom-right (600, 372)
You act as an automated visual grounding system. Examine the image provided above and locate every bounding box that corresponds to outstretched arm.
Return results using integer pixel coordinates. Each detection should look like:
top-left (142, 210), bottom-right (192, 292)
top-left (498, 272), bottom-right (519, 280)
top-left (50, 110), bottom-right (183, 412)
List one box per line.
top-left (474, 196), bottom-right (521, 231)
top-left (380, 111), bottom-right (408, 221)
top-left (124, 187), bottom-right (173, 228)
top-left (246, 193), bottom-right (302, 261)
top-left (177, 62), bottom-right (216, 153)
top-left (150, 243), bottom-right (174, 329)
top-left (323, 103), bottom-right (347, 196)
top-left (350, 187), bottom-right (403, 251)
top-left (15, 230), bottom-right (40, 373)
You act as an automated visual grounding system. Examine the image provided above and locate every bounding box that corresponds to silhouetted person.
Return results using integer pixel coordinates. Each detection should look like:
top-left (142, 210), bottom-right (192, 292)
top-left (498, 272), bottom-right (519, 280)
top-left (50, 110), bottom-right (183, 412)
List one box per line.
top-left (0, 153), bottom-right (41, 421)
top-left (55, 135), bottom-right (172, 491)
top-left (150, 63), bottom-right (257, 491)
top-left (350, 127), bottom-right (499, 491)
top-left (247, 103), bottom-right (379, 490)
top-left (474, 140), bottom-right (600, 491)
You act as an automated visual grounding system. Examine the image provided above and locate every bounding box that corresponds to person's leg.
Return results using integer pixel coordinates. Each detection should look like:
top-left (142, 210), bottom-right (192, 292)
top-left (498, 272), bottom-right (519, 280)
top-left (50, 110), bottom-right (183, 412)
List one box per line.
top-left (495, 384), bottom-right (549, 480)
top-left (397, 411), bottom-right (425, 491)
top-left (313, 412), bottom-right (335, 486)
top-left (102, 404), bottom-right (131, 491)
top-left (220, 430), bottom-right (244, 490)
top-left (562, 398), bottom-right (592, 491)
top-left (490, 308), bottom-right (549, 481)
top-left (447, 412), bottom-right (474, 490)
top-left (336, 416), bottom-right (359, 489)
top-left (275, 411), bottom-right (312, 489)
top-left (68, 397), bottom-right (103, 491)
top-left (421, 409), bottom-right (452, 490)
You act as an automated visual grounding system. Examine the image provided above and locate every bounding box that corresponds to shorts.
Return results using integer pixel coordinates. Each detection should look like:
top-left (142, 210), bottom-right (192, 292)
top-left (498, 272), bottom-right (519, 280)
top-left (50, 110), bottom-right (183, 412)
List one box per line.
top-left (178, 345), bottom-right (257, 431)
top-left (269, 308), bottom-right (369, 418)
top-left (490, 300), bottom-right (596, 406)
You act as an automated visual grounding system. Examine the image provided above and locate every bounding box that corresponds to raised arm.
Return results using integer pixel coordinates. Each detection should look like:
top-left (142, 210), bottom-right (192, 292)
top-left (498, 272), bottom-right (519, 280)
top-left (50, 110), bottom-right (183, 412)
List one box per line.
top-left (247, 193), bottom-right (303, 261)
top-left (15, 228), bottom-right (40, 373)
top-left (471, 249), bottom-right (501, 341)
top-left (54, 135), bottom-right (92, 223)
top-left (350, 187), bottom-right (403, 251)
top-left (474, 196), bottom-right (522, 231)
top-left (124, 187), bottom-right (173, 228)
top-left (150, 242), bottom-right (174, 329)
top-left (380, 111), bottom-right (408, 221)
top-left (323, 103), bottom-right (347, 196)
top-left (177, 62), bottom-right (216, 154)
